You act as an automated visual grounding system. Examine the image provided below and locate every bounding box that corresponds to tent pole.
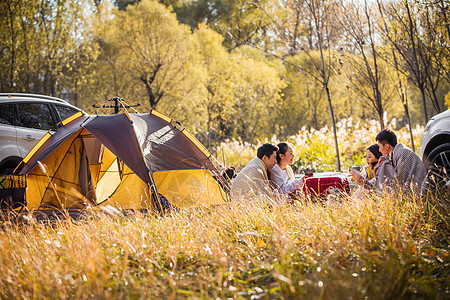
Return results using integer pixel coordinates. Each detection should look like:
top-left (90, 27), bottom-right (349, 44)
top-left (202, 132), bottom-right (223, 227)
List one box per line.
top-left (114, 98), bottom-right (119, 114)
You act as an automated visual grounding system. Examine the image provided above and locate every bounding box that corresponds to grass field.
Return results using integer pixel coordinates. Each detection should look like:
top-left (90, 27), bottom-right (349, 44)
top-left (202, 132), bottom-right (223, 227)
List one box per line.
top-left (1, 121), bottom-right (448, 299)
top-left (1, 191), bottom-right (448, 299)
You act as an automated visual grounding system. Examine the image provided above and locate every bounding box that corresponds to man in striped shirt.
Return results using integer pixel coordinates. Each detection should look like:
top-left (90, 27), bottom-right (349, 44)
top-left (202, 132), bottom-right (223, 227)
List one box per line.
top-left (375, 129), bottom-right (428, 196)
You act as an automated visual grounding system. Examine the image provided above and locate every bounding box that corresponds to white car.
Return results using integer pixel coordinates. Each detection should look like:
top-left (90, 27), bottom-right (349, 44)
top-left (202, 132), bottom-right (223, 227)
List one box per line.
top-left (419, 109), bottom-right (450, 190)
top-left (0, 93), bottom-right (83, 175)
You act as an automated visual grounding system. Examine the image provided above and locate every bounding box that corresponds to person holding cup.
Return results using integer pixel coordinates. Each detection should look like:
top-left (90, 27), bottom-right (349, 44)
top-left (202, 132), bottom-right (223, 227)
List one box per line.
top-left (351, 144), bottom-right (382, 189)
top-left (269, 143), bottom-right (306, 196)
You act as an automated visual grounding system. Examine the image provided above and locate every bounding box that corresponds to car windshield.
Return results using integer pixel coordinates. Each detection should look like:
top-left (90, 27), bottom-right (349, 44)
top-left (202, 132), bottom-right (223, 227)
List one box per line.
top-left (55, 104), bottom-right (79, 121)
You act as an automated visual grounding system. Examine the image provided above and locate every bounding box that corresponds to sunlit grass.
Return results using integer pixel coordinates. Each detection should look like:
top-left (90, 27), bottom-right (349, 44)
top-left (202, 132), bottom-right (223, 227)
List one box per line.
top-left (1, 191), bottom-right (448, 299)
top-left (0, 119), bottom-right (443, 298)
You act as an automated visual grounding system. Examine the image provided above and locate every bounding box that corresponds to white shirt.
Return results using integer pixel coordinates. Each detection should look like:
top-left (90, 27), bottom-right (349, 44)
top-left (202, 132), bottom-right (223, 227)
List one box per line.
top-left (270, 164), bottom-right (304, 194)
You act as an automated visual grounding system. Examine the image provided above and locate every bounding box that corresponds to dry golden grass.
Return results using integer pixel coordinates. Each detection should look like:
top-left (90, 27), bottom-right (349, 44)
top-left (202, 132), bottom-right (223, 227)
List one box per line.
top-left (1, 190), bottom-right (448, 299)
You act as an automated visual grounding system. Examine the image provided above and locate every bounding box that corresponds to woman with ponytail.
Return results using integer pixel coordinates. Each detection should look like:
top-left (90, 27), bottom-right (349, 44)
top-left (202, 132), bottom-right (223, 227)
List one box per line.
top-left (269, 143), bottom-right (305, 195)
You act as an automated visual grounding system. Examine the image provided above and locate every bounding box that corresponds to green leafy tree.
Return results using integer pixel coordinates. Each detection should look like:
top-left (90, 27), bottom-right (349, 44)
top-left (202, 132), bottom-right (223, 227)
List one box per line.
top-left (97, 0), bottom-right (203, 116)
top-left (377, 0), bottom-right (448, 123)
top-left (275, 53), bottom-right (329, 135)
top-left (192, 25), bottom-right (236, 148)
top-left (164, 0), bottom-right (275, 50)
top-left (232, 53), bottom-right (285, 143)
top-left (112, 0), bottom-right (139, 10)
top-left (249, 0), bottom-right (344, 170)
top-left (0, 0), bottom-right (98, 101)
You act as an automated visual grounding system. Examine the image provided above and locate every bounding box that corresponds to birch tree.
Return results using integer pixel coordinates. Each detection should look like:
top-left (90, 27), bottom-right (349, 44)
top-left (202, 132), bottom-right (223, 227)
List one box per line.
top-left (250, 0), bottom-right (343, 170)
top-left (338, 0), bottom-right (388, 129)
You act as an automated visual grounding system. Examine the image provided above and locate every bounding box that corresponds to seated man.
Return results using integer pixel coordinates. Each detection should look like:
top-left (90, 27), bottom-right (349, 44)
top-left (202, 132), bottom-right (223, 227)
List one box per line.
top-left (375, 129), bottom-right (427, 195)
top-left (231, 143), bottom-right (278, 201)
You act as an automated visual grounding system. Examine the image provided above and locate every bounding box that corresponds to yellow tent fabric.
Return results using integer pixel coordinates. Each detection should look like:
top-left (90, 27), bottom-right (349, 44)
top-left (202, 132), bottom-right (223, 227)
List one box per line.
top-left (25, 130), bottom-right (82, 209)
top-left (95, 157), bottom-right (121, 204)
top-left (102, 164), bottom-right (152, 209)
top-left (12, 111), bottom-right (229, 212)
top-left (26, 134), bottom-right (155, 210)
top-left (153, 169), bottom-right (227, 208)
top-left (28, 134), bottom-right (96, 209)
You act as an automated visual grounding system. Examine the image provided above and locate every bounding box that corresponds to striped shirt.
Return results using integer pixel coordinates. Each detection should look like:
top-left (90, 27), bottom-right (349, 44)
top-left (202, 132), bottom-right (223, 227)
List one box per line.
top-left (376, 143), bottom-right (427, 195)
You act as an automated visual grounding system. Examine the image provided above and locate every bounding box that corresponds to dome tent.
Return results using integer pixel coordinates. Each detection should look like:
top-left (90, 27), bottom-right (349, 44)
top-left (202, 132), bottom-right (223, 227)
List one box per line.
top-left (3, 106), bottom-right (228, 213)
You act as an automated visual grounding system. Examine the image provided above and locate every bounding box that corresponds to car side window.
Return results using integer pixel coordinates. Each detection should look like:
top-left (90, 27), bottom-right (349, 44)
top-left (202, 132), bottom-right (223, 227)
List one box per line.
top-left (55, 104), bottom-right (79, 121)
top-left (16, 103), bottom-right (55, 131)
top-left (0, 103), bottom-right (14, 125)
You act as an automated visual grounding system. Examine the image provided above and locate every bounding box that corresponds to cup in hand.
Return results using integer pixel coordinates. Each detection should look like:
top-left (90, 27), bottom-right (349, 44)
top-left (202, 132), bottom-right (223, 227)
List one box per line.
top-left (351, 166), bottom-right (361, 172)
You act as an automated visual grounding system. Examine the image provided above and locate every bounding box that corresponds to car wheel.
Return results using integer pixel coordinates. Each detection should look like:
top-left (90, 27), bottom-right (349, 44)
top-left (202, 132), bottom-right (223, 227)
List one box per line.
top-left (425, 142), bottom-right (450, 194)
top-left (0, 158), bottom-right (23, 175)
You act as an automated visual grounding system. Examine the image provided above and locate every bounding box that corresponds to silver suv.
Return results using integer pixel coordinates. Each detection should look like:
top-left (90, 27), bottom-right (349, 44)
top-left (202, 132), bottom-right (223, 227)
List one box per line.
top-left (419, 109), bottom-right (450, 190)
top-left (0, 93), bottom-right (83, 175)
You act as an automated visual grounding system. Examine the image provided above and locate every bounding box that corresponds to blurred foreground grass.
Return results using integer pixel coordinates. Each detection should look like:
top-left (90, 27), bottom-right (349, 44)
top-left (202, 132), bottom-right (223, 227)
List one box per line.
top-left (1, 191), bottom-right (449, 299)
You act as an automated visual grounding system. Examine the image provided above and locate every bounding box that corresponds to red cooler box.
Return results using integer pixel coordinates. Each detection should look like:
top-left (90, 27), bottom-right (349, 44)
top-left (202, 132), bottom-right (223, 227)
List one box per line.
top-left (302, 174), bottom-right (350, 197)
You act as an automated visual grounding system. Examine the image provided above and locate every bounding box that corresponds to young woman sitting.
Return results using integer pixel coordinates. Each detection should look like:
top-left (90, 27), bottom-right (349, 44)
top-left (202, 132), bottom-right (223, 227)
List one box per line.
top-left (270, 143), bottom-right (305, 195)
top-left (351, 144), bottom-right (382, 189)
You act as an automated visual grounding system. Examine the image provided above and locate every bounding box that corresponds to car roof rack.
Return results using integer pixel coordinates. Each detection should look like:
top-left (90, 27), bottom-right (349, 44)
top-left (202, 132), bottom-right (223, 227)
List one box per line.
top-left (0, 93), bottom-right (69, 104)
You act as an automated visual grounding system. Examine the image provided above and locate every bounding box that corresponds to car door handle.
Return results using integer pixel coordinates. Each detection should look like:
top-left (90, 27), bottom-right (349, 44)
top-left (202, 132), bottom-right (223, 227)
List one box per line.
top-left (23, 135), bottom-right (36, 141)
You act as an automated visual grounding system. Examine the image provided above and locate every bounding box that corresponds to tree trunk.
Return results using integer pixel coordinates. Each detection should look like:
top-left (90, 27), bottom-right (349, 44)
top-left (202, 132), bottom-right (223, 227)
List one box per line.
top-left (140, 64), bottom-right (162, 108)
top-left (440, 0), bottom-right (450, 44)
top-left (419, 85), bottom-right (428, 124)
top-left (377, 110), bottom-right (385, 130)
top-left (392, 48), bottom-right (415, 151)
top-left (424, 68), bottom-right (442, 114)
top-left (313, 0), bottom-right (341, 172)
top-left (405, 0), bottom-right (428, 123)
top-left (404, 105), bottom-right (415, 152)
top-left (207, 105), bottom-right (212, 149)
top-left (317, 37), bottom-right (341, 171)
top-left (6, 0), bottom-right (16, 90)
top-left (290, 5), bottom-right (301, 54)
top-left (324, 84), bottom-right (341, 172)
top-left (141, 75), bottom-right (157, 108)
top-left (365, 0), bottom-right (384, 130)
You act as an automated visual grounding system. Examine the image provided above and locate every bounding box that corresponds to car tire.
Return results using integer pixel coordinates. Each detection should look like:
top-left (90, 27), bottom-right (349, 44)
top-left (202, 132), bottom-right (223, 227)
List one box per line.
top-left (0, 157), bottom-right (23, 175)
top-left (424, 142), bottom-right (450, 194)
